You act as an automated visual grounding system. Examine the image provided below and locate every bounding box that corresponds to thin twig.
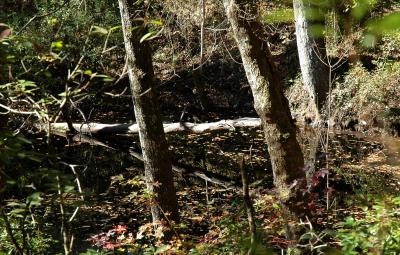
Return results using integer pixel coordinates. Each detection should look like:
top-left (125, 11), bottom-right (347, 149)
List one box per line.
top-left (239, 154), bottom-right (256, 254)
top-left (0, 103), bottom-right (37, 115)
top-left (56, 175), bottom-right (71, 255)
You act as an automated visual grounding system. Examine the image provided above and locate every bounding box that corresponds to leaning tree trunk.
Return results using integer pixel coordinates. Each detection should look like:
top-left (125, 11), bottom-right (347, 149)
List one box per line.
top-left (118, 0), bottom-right (179, 224)
top-left (223, 0), bottom-right (307, 211)
top-left (294, 0), bottom-right (330, 115)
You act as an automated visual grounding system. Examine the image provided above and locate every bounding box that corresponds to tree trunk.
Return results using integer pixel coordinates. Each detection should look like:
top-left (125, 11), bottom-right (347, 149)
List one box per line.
top-left (193, 0), bottom-right (211, 112)
top-left (118, 0), bottom-right (179, 224)
top-left (223, 0), bottom-right (307, 209)
top-left (294, 0), bottom-right (330, 114)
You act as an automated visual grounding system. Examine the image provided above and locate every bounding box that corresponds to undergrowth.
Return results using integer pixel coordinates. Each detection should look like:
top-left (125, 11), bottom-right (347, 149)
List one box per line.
top-left (331, 60), bottom-right (400, 133)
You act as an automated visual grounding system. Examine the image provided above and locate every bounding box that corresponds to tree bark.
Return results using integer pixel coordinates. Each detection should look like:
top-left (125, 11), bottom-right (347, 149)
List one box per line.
top-left (223, 0), bottom-right (307, 209)
top-left (118, 0), bottom-right (179, 224)
top-left (294, 0), bottom-right (330, 114)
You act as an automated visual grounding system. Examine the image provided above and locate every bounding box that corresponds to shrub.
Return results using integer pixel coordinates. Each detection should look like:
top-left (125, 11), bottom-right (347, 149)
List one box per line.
top-left (336, 196), bottom-right (400, 255)
top-left (331, 61), bottom-right (400, 132)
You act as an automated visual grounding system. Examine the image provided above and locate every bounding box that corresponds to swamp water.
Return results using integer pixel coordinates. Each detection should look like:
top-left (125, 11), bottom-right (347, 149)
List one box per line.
top-left (3, 127), bottom-right (400, 252)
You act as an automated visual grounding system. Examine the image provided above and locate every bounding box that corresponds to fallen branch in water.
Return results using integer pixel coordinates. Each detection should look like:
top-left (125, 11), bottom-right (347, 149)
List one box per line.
top-left (57, 132), bottom-right (242, 190)
top-left (128, 150), bottom-right (240, 190)
top-left (48, 117), bottom-right (262, 135)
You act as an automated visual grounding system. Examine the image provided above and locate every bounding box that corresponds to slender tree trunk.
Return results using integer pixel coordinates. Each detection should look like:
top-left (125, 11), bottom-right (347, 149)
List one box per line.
top-left (293, 0), bottom-right (330, 114)
top-left (223, 0), bottom-right (307, 211)
top-left (239, 155), bottom-right (256, 254)
top-left (118, 0), bottom-right (179, 224)
top-left (193, 0), bottom-right (211, 112)
top-left (0, 24), bottom-right (10, 132)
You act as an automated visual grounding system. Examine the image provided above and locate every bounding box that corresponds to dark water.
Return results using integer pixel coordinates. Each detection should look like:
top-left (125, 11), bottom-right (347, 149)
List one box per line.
top-left (40, 127), bottom-right (400, 196)
top-left (3, 127), bottom-right (400, 253)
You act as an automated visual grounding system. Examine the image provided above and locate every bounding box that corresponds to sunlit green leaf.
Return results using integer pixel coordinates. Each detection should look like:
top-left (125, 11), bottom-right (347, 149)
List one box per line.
top-left (94, 74), bottom-right (108, 78)
top-left (109, 25), bottom-right (121, 32)
top-left (7, 201), bottom-right (25, 208)
top-left (27, 192), bottom-right (42, 206)
top-left (50, 40), bottom-right (63, 51)
top-left (84, 70), bottom-right (93, 75)
top-left (6, 54), bottom-right (15, 62)
top-left (9, 208), bottom-right (26, 217)
top-left (393, 197), bottom-right (400, 205)
top-left (148, 19), bottom-right (163, 26)
top-left (92, 25), bottom-right (108, 35)
top-left (95, 74), bottom-right (113, 82)
top-left (344, 217), bottom-right (356, 227)
top-left (48, 17), bottom-right (58, 26)
top-left (263, 8), bottom-right (294, 24)
top-left (140, 31), bottom-right (157, 43)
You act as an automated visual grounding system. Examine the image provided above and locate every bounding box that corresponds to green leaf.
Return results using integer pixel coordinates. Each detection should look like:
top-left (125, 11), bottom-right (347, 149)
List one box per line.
top-left (64, 185), bottom-right (75, 193)
top-left (92, 25), bottom-right (108, 35)
top-left (367, 12), bottom-right (400, 35)
top-left (84, 70), bottom-right (93, 75)
top-left (50, 40), bottom-right (63, 51)
top-left (109, 25), bottom-right (121, 32)
top-left (9, 208), bottom-right (26, 217)
top-left (148, 19), bottom-right (163, 26)
top-left (17, 152), bottom-right (27, 158)
top-left (6, 180), bottom-right (16, 185)
top-left (351, 0), bottom-right (378, 20)
top-left (392, 197), bottom-right (400, 205)
top-left (140, 31), bottom-right (157, 43)
top-left (94, 74), bottom-right (108, 78)
top-left (7, 201), bottom-right (25, 208)
top-left (345, 217), bottom-right (356, 227)
top-left (27, 192), bottom-right (42, 206)
top-left (263, 8), bottom-right (294, 24)
top-left (58, 92), bottom-right (67, 97)
top-left (16, 136), bottom-right (32, 144)
top-left (94, 74), bottom-right (113, 82)
top-left (48, 17), bottom-right (58, 26)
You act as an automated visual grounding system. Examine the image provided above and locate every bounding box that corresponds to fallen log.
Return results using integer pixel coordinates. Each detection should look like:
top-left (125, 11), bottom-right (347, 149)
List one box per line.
top-left (49, 117), bottom-right (262, 135)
